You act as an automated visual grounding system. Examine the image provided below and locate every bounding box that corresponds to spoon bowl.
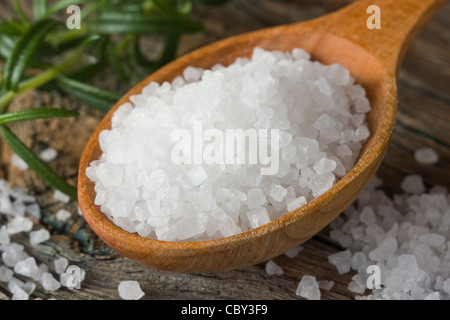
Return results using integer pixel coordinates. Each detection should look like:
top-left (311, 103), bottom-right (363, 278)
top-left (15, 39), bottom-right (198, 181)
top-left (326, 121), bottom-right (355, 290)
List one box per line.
top-left (78, 0), bottom-right (446, 273)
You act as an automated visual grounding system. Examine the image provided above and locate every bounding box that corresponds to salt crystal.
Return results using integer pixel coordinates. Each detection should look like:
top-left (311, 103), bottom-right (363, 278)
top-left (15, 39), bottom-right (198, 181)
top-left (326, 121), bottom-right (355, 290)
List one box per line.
top-left (7, 216), bottom-right (33, 234)
top-left (246, 207), bottom-right (270, 229)
top-left (118, 280), bottom-right (145, 300)
top-left (41, 272), bottom-right (61, 291)
top-left (313, 157), bottom-right (337, 174)
top-left (414, 147), bottom-right (439, 165)
top-left (11, 154), bottom-right (29, 170)
top-left (317, 280), bottom-right (335, 291)
top-left (54, 257), bottom-right (69, 274)
top-left (0, 265), bottom-right (14, 282)
top-left (25, 203), bottom-right (41, 220)
top-left (56, 209), bottom-right (71, 222)
top-left (53, 190), bottom-right (70, 203)
top-left (328, 250), bottom-right (352, 274)
top-left (368, 237), bottom-right (397, 262)
top-left (246, 188), bottom-right (266, 209)
top-left (400, 175), bottom-right (425, 194)
top-left (14, 257), bottom-right (39, 279)
top-left (29, 229), bottom-right (51, 245)
top-left (284, 246), bottom-right (303, 258)
top-left (296, 275), bottom-right (321, 300)
top-left (265, 260), bottom-right (283, 275)
top-left (0, 225), bottom-right (10, 244)
top-left (11, 285), bottom-right (29, 300)
top-left (39, 147), bottom-right (58, 162)
top-left (286, 196), bottom-right (307, 212)
top-left (186, 165), bottom-right (207, 186)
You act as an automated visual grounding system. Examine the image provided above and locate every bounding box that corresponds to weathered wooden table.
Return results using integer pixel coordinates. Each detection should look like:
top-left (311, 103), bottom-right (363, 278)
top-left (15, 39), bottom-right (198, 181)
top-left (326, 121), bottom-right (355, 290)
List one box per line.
top-left (0, 0), bottom-right (449, 300)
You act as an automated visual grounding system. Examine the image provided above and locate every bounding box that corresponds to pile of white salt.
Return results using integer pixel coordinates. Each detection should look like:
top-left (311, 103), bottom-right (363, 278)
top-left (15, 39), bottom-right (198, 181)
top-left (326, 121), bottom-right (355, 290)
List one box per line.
top-left (87, 47), bottom-right (371, 241)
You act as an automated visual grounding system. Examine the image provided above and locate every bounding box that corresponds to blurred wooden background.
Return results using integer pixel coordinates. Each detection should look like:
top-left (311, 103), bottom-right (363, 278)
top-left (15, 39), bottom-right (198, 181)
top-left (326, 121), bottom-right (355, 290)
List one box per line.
top-left (0, 0), bottom-right (449, 300)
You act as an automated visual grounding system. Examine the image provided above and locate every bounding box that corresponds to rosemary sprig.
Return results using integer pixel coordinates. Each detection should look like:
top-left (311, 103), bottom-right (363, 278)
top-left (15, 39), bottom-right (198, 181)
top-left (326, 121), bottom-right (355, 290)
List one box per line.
top-left (0, 0), bottom-right (227, 200)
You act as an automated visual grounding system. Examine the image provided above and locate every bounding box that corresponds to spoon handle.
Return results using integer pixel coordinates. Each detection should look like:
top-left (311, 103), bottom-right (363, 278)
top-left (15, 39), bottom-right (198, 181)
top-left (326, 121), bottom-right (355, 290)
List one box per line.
top-left (306, 0), bottom-right (448, 75)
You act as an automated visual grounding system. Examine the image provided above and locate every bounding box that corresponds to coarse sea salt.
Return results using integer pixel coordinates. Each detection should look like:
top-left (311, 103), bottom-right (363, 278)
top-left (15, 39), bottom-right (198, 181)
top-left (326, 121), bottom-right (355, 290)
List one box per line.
top-left (328, 174), bottom-right (450, 300)
top-left (118, 280), bottom-right (145, 300)
top-left (0, 179), bottom-right (85, 299)
top-left (87, 47), bottom-right (371, 242)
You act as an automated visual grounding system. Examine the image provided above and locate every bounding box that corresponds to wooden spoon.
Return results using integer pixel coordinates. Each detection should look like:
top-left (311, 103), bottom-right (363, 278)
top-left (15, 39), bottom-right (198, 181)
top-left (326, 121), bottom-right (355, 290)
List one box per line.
top-left (78, 0), bottom-right (447, 273)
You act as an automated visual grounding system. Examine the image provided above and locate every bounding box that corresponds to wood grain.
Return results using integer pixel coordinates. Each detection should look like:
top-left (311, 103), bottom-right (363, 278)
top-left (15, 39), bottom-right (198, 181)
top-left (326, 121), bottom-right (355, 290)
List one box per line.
top-left (1, 0), bottom-right (450, 300)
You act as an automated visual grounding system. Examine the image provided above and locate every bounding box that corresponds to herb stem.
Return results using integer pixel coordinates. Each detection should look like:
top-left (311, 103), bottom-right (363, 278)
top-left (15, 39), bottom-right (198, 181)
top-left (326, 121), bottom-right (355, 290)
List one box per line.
top-left (0, 46), bottom-right (85, 112)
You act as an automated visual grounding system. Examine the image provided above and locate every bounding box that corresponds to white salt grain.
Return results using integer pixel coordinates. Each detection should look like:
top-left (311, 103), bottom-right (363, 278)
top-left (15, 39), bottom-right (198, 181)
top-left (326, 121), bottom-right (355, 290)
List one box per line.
top-left (265, 260), bottom-right (284, 275)
top-left (11, 285), bottom-right (29, 300)
top-left (39, 147), bottom-right (58, 162)
top-left (284, 246), bottom-right (303, 258)
top-left (29, 229), bottom-right (51, 245)
top-left (87, 47), bottom-right (371, 241)
top-left (56, 209), bottom-right (71, 222)
top-left (11, 154), bottom-right (28, 170)
top-left (41, 272), bottom-right (61, 291)
top-left (400, 175), bottom-right (425, 194)
top-left (53, 190), bottom-right (70, 203)
top-left (0, 265), bottom-right (14, 282)
top-left (296, 275), bottom-right (321, 300)
top-left (14, 257), bottom-right (39, 279)
top-left (118, 280), bottom-right (145, 300)
top-left (54, 257), bottom-right (69, 274)
top-left (414, 147), bottom-right (439, 165)
top-left (317, 280), bottom-right (335, 291)
top-left (328, 250), bottom-right (352, 274)
top-left (0, 225), bottom-right (10, 244)
top-left (7, 216), bottom-right (33, 234)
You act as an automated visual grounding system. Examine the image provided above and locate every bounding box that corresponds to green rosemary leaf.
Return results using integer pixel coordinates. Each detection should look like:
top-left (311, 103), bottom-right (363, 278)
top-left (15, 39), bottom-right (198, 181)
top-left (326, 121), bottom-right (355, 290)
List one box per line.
top-left (0, 20), bottom-right (24, 36)
top-left (0, 125), bottom-right (77, 200)
top-left (13, 0), bottom-right (29, 23)
top-left (33, 0), bottom-right (48, 21)
top-left (89, 12), bottom-right (203, 35)
top-left (2, 19), bottom-right (60, 91)
top-left (0, 108), bottom-right (79, 124)
top-left (152, 0), bottom-right (190, 17)
top-left (46, 0), bottom-right (95, 17)
top-left (57, 76), bottom-right (120, 112)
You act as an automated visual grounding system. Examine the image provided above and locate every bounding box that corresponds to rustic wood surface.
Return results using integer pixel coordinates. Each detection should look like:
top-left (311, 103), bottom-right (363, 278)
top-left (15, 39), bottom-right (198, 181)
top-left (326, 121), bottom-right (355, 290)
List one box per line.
top-left (0, 0), bottom-right (449, 300)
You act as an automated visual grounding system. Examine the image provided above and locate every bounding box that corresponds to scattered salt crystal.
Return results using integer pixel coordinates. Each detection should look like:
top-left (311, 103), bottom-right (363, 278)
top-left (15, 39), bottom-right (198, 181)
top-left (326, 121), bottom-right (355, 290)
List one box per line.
top-left (296, 275), bottom-right (321, 300)
top-left (53, 190), bottom-right (70, 203)
top-left (0, 265), bottom-right (14, 282)
top-left (11, 285), bottom-right (29, 300)
top-left (41, 272), bottom-right (61, 291)
top-left (25, 203), bottom-right (41, 220)
top-left (265, 260), bottom-right (283, 275)
top-left (7, 216), bottom-right (33, 234)
top-left (14, 257), bottom-right (39, 279)
top-left (56, 209), bottom-right (71, 222)
top-left (11, 154), bottom-right (29, 170)
top-left (54, 257), bottom-right (69, 274)
top-left (39, 147), bottom-right (58, 162)
top-left (317, 280), bottom-right (335, 291)
top-left (284, 246), bottom-right (303, 258)
top-left (400, 175), bottom-right (425, 194)
top-left (0, 225), bottom-right (10, 244)
top-left (118, 280), bottom-right (145, 300)
top-left (328, 250), bottom-right (352, 274)
top-left (29, 229), bottom-right (51, 245)
top-left (414, 147), bottom-right (439, 165)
